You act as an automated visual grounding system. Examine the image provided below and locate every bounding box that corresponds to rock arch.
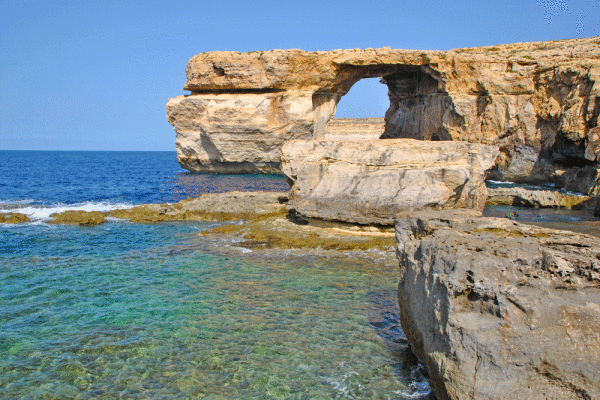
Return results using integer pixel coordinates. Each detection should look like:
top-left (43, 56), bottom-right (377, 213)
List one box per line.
top-left (167, 38), bottom-right (600, 194)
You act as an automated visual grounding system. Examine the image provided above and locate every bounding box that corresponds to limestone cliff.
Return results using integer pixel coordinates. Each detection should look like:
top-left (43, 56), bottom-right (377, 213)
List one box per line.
top-left (396, 211), bottom-right (600, 400)
top-left (281, 139), bottom-right (498, 224)
top-left (167, 37), bottom-right (600, 193)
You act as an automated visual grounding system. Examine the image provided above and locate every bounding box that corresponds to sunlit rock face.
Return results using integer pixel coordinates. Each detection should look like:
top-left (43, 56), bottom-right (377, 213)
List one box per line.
top-left (280, 139), bottom-right (499, 225)
top-left (167, 37), bottom-right (600, 193)
top-left (395, 212), bottom-right (600, 400)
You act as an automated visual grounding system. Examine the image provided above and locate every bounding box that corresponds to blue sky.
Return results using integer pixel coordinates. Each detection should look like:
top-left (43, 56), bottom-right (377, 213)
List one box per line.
top-left (1, 0), bottom-right (598, 151)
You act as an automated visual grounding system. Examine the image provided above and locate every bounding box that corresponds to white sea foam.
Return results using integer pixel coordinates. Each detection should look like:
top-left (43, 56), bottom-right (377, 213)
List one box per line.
top-left (0, 201), bottom-right (134, 221)
top-left (486, 180), bottom-right (515, 185)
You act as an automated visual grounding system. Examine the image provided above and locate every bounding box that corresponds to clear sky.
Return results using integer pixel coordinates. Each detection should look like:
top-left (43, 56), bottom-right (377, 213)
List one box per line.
top-left (1, 0), bottom-right (598, 151)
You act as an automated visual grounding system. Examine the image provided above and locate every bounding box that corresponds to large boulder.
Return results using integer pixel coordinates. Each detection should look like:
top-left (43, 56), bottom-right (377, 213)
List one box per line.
top-left (395, 211), bottom-right (600, 400)
top-left (167, 37), bottom-right (600, 191)
top-left (281, 139), bottom-right (498, 224)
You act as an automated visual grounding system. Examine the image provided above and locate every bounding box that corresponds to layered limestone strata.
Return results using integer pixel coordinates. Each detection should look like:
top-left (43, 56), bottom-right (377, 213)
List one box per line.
top-left (324, 118), bottom-right (384, 140)
top-left (281, 139), bottom-right (498, 224)
top-left (395, 211), bottom-right (600, 400)
top-left (167, 37), bottom-right (600, 194)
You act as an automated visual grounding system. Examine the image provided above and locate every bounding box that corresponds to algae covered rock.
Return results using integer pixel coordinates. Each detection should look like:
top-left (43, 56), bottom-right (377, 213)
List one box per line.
top-left (110, 191), bottom-right (288, 223)
top-left (50, 211), bottom-right (107, 226)
top-left (0, 213), bottom-right (30, 224)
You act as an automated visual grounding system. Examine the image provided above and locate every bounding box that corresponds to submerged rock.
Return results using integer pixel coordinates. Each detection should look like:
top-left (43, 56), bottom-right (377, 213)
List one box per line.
top-left (281, 139), bottom-right (498, 225)
top-left (395, 211), bottom-right (600, 400)
top-left (200, 213), bottom-right (396, 251)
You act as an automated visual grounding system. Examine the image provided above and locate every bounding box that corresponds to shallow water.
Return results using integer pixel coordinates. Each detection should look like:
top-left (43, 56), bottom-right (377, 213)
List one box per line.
top-left (0, 219), bottom-right (429, 399)
top-left (483, 205), bottom-right (600, 237)
top-left (0, 151), bottom-right (433, 398)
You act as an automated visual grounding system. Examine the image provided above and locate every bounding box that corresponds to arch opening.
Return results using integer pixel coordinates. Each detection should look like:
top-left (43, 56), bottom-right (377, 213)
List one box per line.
top-left (324, 78), bottom-right (389, 140)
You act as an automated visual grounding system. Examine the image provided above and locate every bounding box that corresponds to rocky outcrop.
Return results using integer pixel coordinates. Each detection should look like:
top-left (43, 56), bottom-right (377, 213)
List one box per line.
top-left (487, 186), bottom-right (591, 208)
top-left (0, 213), bottom-right (30, 224)
top-left (167, 93), bottom-right (315, 173)
top-left (281, 139), bottom-right (498, 224)
top-left (50, 211), bottom-right (108, 226)
top-left (167, 37), bottom-right (600, 192)
top-left (31, 192), bottom-right (288, 225)
top-left (395, 211), bottom-right (600, 400)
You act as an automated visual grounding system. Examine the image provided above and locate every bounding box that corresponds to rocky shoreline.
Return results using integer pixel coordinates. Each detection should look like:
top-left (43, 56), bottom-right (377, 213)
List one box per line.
top-left (3, 187), bottom-right (600, 399)
top-left (396, 211), bottom-right (600, 399)
top-left (6, 35), bottom-right (600, 399)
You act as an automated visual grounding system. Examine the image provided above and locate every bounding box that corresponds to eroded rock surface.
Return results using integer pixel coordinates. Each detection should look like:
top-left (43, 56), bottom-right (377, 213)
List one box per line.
top-left (395, 211), bottom-right (600, 400)
top-left (0, 213), bottom-right (30, 224)
top-left (167, 37), bottom-right (600, 191)
top-left (281, 139), bottom-right (498, 224)
top-left (487, 186), bottom-right (591, 208)
top-left (38, 192), bottom-right (288, 225)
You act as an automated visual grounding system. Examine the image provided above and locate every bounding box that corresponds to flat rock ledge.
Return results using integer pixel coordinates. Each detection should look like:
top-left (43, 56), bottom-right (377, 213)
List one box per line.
top-left (395, 211), bottom-right (600, 400)
top-left (281, 139), bottom-right (499, 225)
top-left (487, 186), bottom-right (592, 209)
top-left (40, 192), bottom-right (288, 226)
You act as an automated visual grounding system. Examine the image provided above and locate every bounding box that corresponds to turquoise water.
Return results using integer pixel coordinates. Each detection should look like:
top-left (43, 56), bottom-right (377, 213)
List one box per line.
top-left (0, 221), bottom-right (429, 399)
top-left (0, 151), bottom-right (429, 398)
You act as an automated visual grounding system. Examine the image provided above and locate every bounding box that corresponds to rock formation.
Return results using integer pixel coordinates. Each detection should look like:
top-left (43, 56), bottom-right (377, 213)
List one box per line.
top-left (395, 211), bottom-right (600, 400)
top-left (281, 139), bottom-right (498, 224)
top-left (167, 37), bottom-right (600, 195)
top-left (487, 186), bottom-right (591, 208)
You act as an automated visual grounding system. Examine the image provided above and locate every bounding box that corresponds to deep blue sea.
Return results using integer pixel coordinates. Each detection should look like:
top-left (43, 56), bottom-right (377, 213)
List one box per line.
top-left (0, 151), bottom-right (430, 399)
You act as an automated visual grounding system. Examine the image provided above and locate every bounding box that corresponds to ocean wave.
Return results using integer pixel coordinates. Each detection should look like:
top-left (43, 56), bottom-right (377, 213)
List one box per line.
top-left (0, 199), bottom-right (36, 210)
top-left (0, 201), bottom-right (134, 221)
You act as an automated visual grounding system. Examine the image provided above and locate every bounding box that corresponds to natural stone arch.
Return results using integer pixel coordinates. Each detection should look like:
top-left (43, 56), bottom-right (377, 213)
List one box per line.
top-left (333, 77), bottom-right (389, 119)
top-left (167, 39), bottom-right (600, 194)
top-left (310, 64), bottom-right (462, 141)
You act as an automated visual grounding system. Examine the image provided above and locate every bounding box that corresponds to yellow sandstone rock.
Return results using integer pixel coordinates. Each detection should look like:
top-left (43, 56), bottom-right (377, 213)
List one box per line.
top-left (167, 37), bottom-right (600, 196)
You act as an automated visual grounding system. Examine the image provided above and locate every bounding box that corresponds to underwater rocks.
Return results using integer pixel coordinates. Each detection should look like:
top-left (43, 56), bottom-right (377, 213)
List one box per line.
top-left (167, 37), bottom-right (600, 193)
top-left (395, 211), bottom-right (600, 400)
top-left (281, 139), bottom-right (499, 225)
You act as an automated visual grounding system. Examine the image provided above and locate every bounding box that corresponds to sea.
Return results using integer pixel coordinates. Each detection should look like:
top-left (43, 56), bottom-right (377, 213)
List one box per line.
top-left (0, 151), bottom-right (431, 399)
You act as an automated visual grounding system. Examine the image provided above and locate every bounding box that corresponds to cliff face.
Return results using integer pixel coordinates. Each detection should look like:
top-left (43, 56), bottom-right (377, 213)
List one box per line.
top-left (281, 139), bottom-right (498, 224)
top-left (167, 37), bottom-right (600, 193)
top-left (396, 212), bottom-right (600, 400)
